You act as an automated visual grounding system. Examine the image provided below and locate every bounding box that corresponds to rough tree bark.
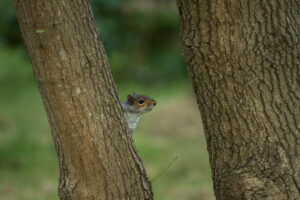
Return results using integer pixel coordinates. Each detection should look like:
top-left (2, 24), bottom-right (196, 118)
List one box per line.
top-left (177, 0), bottom-right (300, 199)
top-left (12, 0), bottom-right (153, 199)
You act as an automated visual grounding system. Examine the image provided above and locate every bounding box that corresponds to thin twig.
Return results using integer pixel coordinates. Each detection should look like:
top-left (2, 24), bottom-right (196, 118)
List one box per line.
top-left (151, 154), bottom-right (178, 182)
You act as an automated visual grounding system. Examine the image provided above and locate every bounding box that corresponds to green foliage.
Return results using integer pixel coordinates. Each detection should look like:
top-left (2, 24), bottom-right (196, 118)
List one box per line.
top-left (0, 47), bottom-right (35, 101)
top-left (0, 0), bottom-right (22, 46)
top-left (90, 1), bottom-right (188, 83)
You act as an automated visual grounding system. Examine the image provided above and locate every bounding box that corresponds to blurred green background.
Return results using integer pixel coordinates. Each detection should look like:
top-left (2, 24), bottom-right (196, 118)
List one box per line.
top-left (0, 0), bottom-right (214, 199)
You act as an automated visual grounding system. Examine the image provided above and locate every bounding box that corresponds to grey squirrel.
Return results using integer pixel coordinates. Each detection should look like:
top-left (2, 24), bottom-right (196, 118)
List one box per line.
top-left (122, 92), bottom-right (157, 134)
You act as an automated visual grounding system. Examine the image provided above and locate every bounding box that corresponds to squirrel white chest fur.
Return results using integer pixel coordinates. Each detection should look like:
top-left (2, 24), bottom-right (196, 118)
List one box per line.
top-left (122, 92), bottom-right (156, 134)
top-left (122, 110), bottom-right (141, 133)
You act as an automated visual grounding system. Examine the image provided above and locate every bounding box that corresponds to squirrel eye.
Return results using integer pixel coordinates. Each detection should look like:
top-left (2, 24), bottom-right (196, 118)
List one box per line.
top-left (138, 99), bottom-right (144, 104)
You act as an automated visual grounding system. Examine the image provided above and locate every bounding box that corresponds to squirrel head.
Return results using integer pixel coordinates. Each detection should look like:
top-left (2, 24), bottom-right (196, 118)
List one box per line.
top-left (127, 92), bottom-right (157, 113)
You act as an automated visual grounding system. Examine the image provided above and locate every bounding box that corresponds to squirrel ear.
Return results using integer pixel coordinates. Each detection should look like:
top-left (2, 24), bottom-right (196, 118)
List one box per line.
top-left (133, 92), bottom-right (137, 97)
top-left (127, 94), bottom-right (134, 105)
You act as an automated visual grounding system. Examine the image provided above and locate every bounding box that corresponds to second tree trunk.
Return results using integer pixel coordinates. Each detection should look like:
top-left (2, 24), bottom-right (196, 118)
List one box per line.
top-left (177, 0), bottom-right (300, 199)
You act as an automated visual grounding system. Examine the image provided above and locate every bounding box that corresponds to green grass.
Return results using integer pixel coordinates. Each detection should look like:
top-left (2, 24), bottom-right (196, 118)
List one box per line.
top-left (0, 47), bottom-right (214, 200)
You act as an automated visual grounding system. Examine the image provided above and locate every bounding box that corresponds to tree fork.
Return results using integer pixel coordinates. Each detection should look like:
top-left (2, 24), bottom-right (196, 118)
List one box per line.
top-left (177, 0), bottom-right (300, 199)
top-left (12, 0), bottom-right (153, 199)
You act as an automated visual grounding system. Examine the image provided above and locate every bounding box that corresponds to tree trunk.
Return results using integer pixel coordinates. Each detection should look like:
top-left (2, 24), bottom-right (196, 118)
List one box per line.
top-left (177, 0), bottom-right (300, 199)
top-left (12, 0), bottom-right (153, 199)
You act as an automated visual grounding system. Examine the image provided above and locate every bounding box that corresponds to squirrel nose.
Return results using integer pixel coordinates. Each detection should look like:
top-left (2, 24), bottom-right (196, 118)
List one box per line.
top-left (153, 101), bottom-right (157, 106)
